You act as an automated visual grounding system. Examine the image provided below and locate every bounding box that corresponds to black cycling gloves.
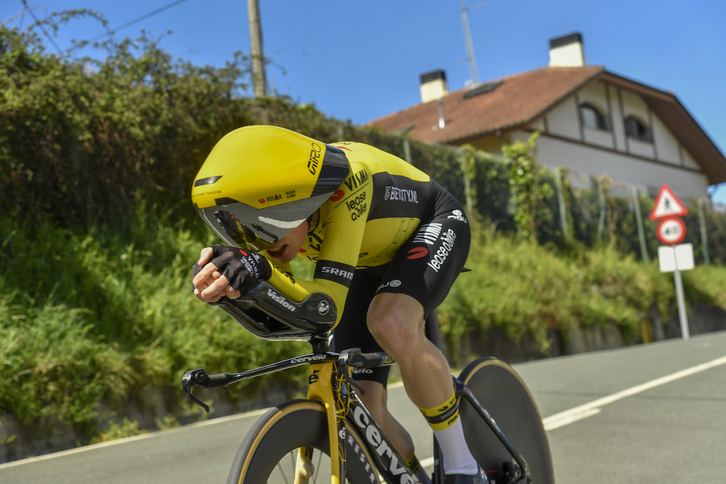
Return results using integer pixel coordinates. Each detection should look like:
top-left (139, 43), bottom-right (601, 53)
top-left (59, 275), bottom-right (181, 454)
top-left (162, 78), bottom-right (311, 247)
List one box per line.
top-left (195, 244), bottom-right (272, 296)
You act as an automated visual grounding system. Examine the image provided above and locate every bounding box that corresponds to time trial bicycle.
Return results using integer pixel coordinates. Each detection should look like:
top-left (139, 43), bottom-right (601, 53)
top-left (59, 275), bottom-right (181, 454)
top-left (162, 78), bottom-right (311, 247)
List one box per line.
top-left (182, 281), bottom-right (554, 484)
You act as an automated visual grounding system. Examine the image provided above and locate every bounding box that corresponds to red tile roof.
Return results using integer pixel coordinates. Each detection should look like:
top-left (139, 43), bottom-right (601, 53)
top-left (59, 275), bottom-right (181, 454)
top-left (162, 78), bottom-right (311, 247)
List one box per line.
top-left (367, 65), bottom-right (726, 184)
top-left (367, 65), bottom-right (605, 144)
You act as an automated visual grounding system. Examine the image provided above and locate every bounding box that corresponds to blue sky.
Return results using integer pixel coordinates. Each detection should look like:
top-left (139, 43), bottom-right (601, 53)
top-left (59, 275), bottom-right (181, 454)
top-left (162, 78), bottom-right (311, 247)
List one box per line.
top-left (3, 0), bottom-right (726, 203)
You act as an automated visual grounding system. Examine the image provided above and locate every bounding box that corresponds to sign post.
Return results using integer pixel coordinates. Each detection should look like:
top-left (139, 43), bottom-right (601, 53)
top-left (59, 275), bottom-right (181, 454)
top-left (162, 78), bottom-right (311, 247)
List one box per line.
top-left (651, 185), bottom-right (690, 340)
top-left (673, 266), bottom-right (688, 340)
top-left (658, 245), bottom-right (694, 339)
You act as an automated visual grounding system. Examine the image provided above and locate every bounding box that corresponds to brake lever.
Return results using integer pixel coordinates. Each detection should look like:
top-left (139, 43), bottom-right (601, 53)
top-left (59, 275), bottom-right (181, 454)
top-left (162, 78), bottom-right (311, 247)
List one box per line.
top-left (182, 369), bottom-right (211, 413)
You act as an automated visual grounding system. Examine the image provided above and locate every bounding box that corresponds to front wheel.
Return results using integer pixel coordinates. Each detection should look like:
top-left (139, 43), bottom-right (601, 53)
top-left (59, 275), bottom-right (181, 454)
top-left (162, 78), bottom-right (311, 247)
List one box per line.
top-left (227, 399), bottom-right (381, 484)
top-left (457, 357), bottom-right (555, 483)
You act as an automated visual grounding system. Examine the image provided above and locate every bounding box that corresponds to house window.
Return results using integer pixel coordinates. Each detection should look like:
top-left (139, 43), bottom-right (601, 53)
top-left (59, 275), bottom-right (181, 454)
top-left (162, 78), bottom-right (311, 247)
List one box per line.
top-left (579, 103), bottom-right (608, 130)
top-left (624, 115), bottom-right (652, 142)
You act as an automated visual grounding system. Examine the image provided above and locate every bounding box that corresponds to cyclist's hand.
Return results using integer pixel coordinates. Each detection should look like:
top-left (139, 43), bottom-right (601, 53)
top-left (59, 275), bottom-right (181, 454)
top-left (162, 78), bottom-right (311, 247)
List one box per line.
top-left (193, 245), bottom-right (271, 303)
top-left (192, 249), bottom-right (231, 302)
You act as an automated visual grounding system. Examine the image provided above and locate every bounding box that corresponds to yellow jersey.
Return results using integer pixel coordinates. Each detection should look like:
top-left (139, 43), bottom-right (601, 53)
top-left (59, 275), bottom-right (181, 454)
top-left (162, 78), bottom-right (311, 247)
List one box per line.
top-left (265, 141), bottom-right (437, 326)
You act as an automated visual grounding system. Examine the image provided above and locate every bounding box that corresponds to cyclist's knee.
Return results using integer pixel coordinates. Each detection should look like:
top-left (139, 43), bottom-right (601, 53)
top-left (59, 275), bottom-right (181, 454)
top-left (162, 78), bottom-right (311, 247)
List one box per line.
top-left (367, 317), bottom-right (408, 358)
top-left (367, 294), bottom-right (424, 359)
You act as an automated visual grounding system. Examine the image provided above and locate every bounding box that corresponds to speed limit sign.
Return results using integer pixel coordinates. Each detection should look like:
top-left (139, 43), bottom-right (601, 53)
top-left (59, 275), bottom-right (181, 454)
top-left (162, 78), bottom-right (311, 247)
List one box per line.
top-left (657, 218), bottom-right (686, 245)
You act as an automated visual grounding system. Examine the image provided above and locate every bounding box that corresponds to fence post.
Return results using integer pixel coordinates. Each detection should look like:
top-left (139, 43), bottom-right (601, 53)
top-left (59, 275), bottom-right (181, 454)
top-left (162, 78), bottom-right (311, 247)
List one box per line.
top-left (698, 199), bottom-right (711, 266)
top-left (632, 186), bottom-right (649, 263)
top-left (597, 181), bottom-right (606, 244)
top-left (554, 168), bottom-right (570, 239)
top-left (460, 151), bottom-right (474, 216)
top-left (402, 137), bottom-right (412, 164)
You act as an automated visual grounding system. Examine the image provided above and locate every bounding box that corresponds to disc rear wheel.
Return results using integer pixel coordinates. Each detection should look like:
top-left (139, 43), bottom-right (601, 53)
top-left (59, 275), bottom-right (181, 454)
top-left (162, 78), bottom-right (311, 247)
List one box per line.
top-left (457, 357), bottom-right (555, 483)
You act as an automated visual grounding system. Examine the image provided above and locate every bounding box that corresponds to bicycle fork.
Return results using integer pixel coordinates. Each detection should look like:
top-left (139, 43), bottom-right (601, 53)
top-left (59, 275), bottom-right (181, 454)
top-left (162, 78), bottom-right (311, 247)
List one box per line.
top-left (302, 360), bottom-right (346, 484)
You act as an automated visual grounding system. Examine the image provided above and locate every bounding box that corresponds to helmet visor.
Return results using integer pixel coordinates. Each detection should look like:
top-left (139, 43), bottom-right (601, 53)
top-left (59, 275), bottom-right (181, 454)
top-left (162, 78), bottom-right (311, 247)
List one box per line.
top-left (197, 194), bottom-right (329, 252)
top-left (204, 208), bottom-right (274, 251)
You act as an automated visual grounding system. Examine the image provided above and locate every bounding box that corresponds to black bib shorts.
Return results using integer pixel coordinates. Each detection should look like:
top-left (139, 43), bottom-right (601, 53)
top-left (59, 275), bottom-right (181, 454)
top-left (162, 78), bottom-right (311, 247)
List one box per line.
top-left (330, 184), bottom-right (471, 386)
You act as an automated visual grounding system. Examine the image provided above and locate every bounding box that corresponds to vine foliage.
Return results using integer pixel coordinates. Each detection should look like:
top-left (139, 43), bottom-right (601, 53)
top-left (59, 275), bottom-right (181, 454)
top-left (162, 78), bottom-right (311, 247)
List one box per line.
top-left (503, 132), bottom-right (541, 239)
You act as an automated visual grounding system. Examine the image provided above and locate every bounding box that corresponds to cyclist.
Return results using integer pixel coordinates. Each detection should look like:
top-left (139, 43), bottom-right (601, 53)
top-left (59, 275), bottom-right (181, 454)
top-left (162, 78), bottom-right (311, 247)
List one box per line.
top-left (192, 125), bottom-right (486, 484)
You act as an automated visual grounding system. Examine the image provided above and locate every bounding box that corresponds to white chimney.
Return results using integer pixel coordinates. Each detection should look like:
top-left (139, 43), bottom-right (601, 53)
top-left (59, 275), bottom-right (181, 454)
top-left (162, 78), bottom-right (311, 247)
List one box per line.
top-left (420, 70), bottom-right (448, 103)
top-left (549, 33), bottom-right (586, 67)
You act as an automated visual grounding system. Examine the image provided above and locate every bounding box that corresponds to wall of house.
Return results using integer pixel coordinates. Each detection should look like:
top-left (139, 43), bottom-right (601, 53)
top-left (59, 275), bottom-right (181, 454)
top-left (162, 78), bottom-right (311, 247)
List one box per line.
top-left (651, 112), bottom-right (680, 165)
top-left (544, 96), bottom-right (580, 140)
top-left (511, 129), bottom-right (709, 199)
top-left (528, 80), bottom-right (709, 198)
top-left (607, 84), bottom-right (627, 152)
top-left (577, 80), bottom-right (613, 150)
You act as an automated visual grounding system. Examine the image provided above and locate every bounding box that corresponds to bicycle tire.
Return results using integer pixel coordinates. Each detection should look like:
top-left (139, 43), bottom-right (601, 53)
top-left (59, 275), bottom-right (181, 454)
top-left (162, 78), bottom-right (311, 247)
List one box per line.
top-left (458, 357), bottom-right (555, 483)
top-left (227, 399), bottom-right (382, 484)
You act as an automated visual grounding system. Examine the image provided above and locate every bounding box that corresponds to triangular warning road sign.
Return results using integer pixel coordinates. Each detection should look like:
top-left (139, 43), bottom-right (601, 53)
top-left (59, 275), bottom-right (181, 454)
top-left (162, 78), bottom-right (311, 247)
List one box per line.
top-left (650, 185), bottom-right (688, 220)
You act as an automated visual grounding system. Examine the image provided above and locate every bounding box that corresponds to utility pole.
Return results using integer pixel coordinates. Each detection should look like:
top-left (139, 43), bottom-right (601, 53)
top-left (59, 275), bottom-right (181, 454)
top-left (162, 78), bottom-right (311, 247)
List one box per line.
top-left (460, 0), bottom-right (484, 85)
top-left (247, 0), bottom-right (266, 98)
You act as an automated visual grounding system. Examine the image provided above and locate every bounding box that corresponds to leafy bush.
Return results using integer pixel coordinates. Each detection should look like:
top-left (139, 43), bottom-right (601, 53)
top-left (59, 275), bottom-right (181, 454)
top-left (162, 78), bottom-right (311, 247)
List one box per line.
top-left (0, 210), bottom-right (308, 443)
top-left (437, 227), bottom-right (675, 360)
top-left (0, 24), bottom-right (253, 230)
top-left (90, 418), bottom-right (146, 444)
top-left (0, 295), bottom-right (131, 431)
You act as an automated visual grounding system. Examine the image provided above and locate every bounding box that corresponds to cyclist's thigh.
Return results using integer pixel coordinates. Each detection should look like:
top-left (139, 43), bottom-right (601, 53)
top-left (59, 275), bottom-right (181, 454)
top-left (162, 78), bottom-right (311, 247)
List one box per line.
top-left (375, 193), bottom-right (471, 319)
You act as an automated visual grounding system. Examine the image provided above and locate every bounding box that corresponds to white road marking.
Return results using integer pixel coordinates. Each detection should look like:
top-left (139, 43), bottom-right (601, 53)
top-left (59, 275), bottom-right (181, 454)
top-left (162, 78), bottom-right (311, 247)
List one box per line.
top-left (543, 408), bottom-right (601, 430)
top-left (543, 355), bottom-right (726, 430)
top-left (420, 456), bottom-right (435, 469)
top-left (0, 433), bottom-right (155, 470)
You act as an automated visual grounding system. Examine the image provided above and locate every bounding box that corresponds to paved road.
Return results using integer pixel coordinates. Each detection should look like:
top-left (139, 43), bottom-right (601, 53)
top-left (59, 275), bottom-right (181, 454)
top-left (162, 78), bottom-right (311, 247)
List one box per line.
top-left (2, 331), bottom-right (725, 483)
top-left (521, 331), bottom-right (726, 483)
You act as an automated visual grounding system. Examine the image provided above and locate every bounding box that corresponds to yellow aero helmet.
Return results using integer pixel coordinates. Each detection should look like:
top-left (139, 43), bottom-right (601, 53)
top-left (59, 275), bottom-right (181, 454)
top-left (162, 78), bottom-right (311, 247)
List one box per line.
top-left (192, 125), bottom-right (350, 251)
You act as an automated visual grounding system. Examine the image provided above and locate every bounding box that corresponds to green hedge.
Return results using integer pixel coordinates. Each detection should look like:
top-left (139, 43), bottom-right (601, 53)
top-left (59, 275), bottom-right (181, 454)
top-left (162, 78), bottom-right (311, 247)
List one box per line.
top-left (437, 227), bottom-right (675, 360)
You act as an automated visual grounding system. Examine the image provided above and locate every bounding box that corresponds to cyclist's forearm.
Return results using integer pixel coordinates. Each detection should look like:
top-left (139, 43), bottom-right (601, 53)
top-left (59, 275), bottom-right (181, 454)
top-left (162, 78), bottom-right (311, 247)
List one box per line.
top-left (266, 268), bottom-right (348, 324)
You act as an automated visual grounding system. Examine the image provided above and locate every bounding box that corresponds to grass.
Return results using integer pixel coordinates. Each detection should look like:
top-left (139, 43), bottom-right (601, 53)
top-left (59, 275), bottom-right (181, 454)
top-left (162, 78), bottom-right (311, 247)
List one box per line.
top-left (0, 207), bottom-right (309, 445)
top-left (438, 228), bottom-right (677, 361)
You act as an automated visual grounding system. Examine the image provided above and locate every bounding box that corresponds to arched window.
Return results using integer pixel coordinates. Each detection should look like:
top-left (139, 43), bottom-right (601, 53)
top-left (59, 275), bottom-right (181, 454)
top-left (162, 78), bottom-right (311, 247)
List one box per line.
top-left (624, 115), bottom-right (652, 142)
top-left (579, 103), bottom-right (608, 131)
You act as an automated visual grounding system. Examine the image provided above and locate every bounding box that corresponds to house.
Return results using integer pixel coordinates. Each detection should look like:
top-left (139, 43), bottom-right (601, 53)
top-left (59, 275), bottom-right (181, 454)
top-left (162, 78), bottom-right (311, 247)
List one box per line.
top-left (367, 33), bottom-right (726, 201)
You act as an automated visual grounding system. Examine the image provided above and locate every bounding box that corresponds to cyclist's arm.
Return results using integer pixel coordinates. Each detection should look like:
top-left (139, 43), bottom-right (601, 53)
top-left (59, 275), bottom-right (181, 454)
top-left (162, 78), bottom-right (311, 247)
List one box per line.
top-left (264, 179), bottom-right (370, 326)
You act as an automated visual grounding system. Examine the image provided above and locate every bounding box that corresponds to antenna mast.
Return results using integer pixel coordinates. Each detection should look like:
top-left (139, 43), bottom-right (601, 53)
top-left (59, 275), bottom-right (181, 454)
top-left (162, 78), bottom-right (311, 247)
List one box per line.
top-left (460, 0), bottom-right (484, 85)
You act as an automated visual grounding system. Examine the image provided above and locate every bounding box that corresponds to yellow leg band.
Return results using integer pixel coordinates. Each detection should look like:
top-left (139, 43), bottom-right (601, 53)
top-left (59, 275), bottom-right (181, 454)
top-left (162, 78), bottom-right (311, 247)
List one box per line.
top-left (419, 393), bottom-right (460, 431)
